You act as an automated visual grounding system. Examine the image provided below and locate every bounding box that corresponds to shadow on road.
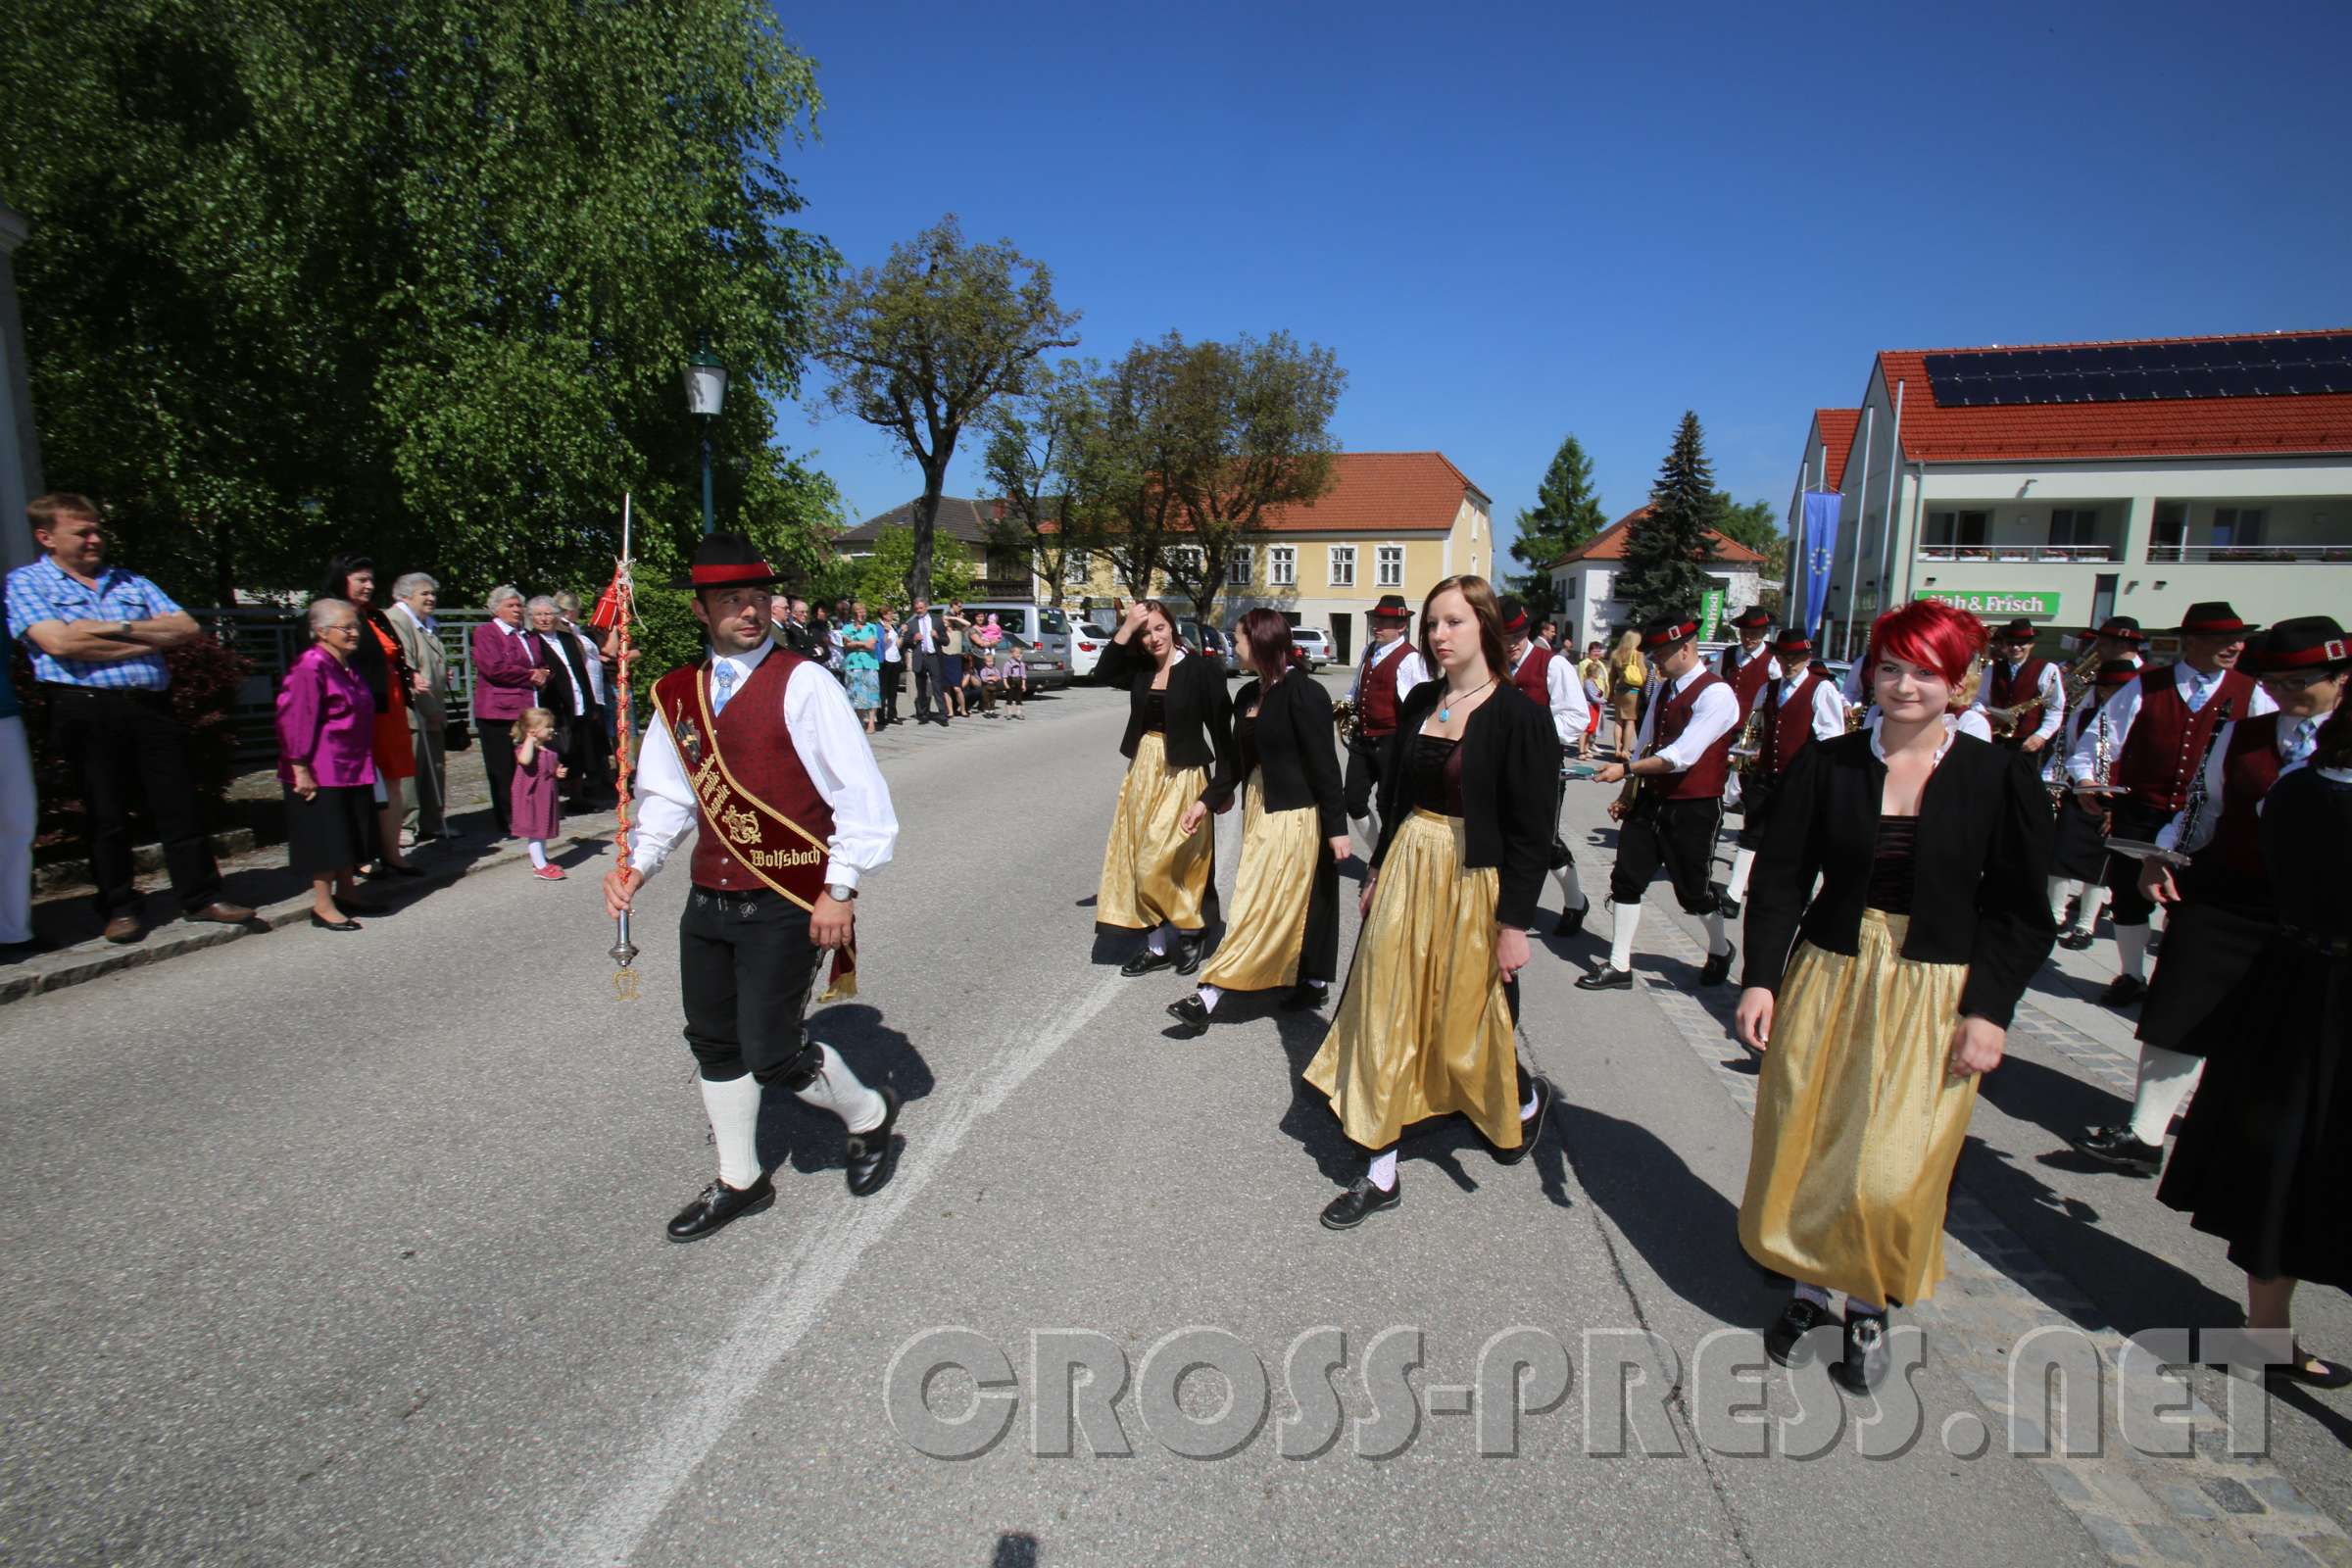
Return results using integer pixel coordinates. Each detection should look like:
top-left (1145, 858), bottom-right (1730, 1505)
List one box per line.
top-left (761, 1003), bottom-right (936, 1178)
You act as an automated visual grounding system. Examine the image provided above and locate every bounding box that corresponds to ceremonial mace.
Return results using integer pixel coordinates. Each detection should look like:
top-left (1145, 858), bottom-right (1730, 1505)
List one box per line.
top-left (606, 495), bottom-right (642, 999)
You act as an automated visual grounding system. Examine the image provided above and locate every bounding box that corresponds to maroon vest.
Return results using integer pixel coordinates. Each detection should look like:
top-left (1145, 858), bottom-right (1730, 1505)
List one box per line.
top-left (1720, 643), bottom-right (1775, 718)
top-left (652, 651), bottom-right (836, 901)
top-left (1647, 670), bottom-right (1735, 802)
top-left (1760, 670), bottom-right (1828, 778)
top-left (1359, 641), bottom-right (1407, 736)
top-left (1509, 642), bottom-right (1552, 708)
top-left (2191, 712), bottom-right (2283, 904)
top-left (2115, 664), bottom-right (2260, 812)
top-left (1988, 657), bottom-right (2052, 734)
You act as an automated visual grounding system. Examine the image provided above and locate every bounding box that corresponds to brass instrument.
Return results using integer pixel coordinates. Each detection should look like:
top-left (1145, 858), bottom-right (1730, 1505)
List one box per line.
top-left (1728, 700), bottom-right (1766, 772)
top-left (1843, 702), bottom-right (1867, 733)
top-left (1989, 644), bottom-right (2103, 738)
top-left (1332, 697), bottom-right (1358, 744)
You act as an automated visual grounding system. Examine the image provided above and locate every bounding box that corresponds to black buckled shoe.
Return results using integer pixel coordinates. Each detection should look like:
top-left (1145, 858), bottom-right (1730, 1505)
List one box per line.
top-left (1555, 901), bottom-right (1589, 938)
top-left (1172, 935), bottom-right (1204, 976)
top-left (845, 1087), bottom-right (903, 1197)
top-left (1491, 1076), bottom-right (1552, 1166)
top-left (666, 1174), bottom-right (775, 1242)
top-left (1121, 946), bottom-right (1176, 976)
top-left (1764, 1297), bottom-right (1837, 1367)
top-left (1699, 944), bottom-right (1736, 987)
top-left (2058, 929), bottom-right (2095, 951)
top-left (1829, 1310), bottom-right (1891, 1395)
top-left (1280, 981), bottom-right (1329, 1010)
top-left (1165, 995), bottom-right (1210, 1036)
top-left (1319, 1174), bottom-right (1400, 1231)
top-left (2069, 1123), bottom-right (2163, 1176)
top-left (1576, 964), bottom-right (1635, 992)
top-left (2099, 974), bottom-right (2148, 1008)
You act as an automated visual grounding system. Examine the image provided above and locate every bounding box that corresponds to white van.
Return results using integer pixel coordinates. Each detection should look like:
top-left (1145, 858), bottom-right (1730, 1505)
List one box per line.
top-left (957, 602), bottom-right (1073, 666)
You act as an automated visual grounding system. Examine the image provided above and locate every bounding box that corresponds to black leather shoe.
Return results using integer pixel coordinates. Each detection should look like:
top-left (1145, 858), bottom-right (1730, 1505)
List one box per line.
top-left (2070, 1123), bottom-right (2163, 1176)
top-left (2100, 974), bottom-right (2148, 1008)
top-left (1492, 1075), bottom-right (1552, 1166)
top-left (1121, 946), bottom-right (1176, 976)
top-left (1165, 995), bottom-right (1210, 1036)
top-left (1319, 1174), bottom-right (1400, 1231)
top-left (1172, 935), bottom-right (1204, 976)
top-left (1764, 1297), bottom-right (1837, 1367)
top-left (1576, 965), bottom-right (1635, 992)
top-left (845, 1086), bottom-right (902, 1197)
top-left (2058, 929), bottom-right (2095, 951)
top-left (1281, 981), bottom-right (1329, 1010)
top-left (666, 1174), bottom-right (775, 1241)
top-left (1699, 944), bottom-right (1736, 987)
top-left (309, 911), bottom-right (361, 932)
top-left (1555, 901), bottom-right (1588, 938)
top-left (1829, 1310), bottom-right (1891, 1395)
top-left (1718, 894), bottom-right (1742, 919)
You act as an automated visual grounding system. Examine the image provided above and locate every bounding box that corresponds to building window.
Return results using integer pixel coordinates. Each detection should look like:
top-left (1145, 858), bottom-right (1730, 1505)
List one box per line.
top-left (1925, 510), bottom-right (1989, 549)
top-left (1561, 575), bottom-right (1577, 602)
top-left (2212, 507), bottom-right (2266, 548)
top-left (1268, 546), bottom-right (1297, 586)
top-left (2151, 502), bottom-right (2186, 561)
top-left (1168, 545), bottom-right (1203, 580)
top-left (1375, 546), bottom-right (1403, 588)
top-left (1063, 550), bottom-right (1091, 587)
top-left (1228, 551), bottom-right (1251, 586)
top-left (2048, 508), bottom-right (2100, 547)
top-left (1329, 546), bottom-right (1356, 588)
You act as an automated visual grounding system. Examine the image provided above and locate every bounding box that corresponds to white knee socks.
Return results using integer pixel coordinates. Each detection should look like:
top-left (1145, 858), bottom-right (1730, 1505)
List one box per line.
top-left (1608, 902), bottom-right (1642, 973)
top-left (1367, 1149), bottom-right (1397, 1192)
top-left (700, 1074), bottom-right (763, 1189)
top-left (2116, 922), bottom-right (2150, 983)
top-left (2047, 876), bottom-right (2076, 922)
top-left (793, 1042), bottom-right (888, 1134)
top-left (2073, 886), bottom-right (2110, 937)
top-left (1702, 906), bottom-right (1730, 956)
top-left (1147, 926), bottom-right (1169, 956)
top-left (1198, 984), bottom-right (1223, 1013)
top-left (527, 839), bottom-right (549, 869)
top-left (1553, 861), bottom-right (1588, 911)
top-left (2128, 1044), bottom-right (2204, 1146)
top-left (1728, 848), bottom-right (1757, 906)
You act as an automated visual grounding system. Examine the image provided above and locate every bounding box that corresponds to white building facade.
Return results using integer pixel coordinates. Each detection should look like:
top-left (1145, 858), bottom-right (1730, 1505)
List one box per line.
top-left (1547, 508), bottom-right (1765, 654)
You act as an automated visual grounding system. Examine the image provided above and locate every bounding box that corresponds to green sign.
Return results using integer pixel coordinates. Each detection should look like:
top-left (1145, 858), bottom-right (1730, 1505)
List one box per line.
top-left (1700, 588), bottom-right (1725, 642)
top-left (1920, 588), bottom-right (2062, 618)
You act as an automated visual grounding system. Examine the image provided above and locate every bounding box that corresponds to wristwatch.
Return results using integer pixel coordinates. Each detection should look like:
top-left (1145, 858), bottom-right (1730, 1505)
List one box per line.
top-left (826, 883), bottom-right (858, 903)
top-left (117, 619), bottom-right (134, 638)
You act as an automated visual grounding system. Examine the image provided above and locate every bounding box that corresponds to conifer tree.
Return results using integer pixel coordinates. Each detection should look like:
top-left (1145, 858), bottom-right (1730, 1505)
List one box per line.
top-left (1616, 412), bottom-right (1723, 625)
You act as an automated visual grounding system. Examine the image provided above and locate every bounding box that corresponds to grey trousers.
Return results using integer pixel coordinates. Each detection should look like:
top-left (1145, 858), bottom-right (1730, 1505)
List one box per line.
top-left (404, 718), bottom-right (448, 838)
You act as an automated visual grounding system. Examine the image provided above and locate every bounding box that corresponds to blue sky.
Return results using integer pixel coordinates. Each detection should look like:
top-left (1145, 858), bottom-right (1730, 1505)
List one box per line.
top-left (767, 0), bottom-right (2352, 564)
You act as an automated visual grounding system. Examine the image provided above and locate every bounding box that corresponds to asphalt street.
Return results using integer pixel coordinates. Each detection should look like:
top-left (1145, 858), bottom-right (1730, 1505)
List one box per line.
top-left (2, 676), bottom-right (2345, 1566)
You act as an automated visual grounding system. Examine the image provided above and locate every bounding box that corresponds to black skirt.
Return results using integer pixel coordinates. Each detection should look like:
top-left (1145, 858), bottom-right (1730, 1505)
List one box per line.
top-left (2157, 938), bottom-right (2352, 1291)
top-left (2050, 796), bottom-right (2109, 882)
top-left (284, 782), bottom-right (378, 878)
top-left (2140, 899), bottom-right (2272, 1054)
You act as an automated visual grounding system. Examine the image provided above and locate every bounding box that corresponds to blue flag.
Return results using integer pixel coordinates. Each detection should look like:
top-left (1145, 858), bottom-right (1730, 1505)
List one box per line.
top-left (1800, 491), bottom-right (1842, 638)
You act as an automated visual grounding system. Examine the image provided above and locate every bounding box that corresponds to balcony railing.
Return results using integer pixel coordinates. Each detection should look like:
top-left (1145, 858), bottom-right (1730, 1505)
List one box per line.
top-left (2145, 543), bottom-right (2352, 564)
top-left (1916, 544), bottom-right (2116, 564)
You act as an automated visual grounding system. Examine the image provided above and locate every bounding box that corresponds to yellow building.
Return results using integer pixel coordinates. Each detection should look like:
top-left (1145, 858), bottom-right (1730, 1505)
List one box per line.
top-left (1056, 451), bottom-right (1494, 662)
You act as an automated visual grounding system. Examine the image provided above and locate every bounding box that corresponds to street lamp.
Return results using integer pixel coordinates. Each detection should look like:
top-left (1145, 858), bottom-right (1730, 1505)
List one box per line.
top-left (682, 345), bottom-right (728, 535)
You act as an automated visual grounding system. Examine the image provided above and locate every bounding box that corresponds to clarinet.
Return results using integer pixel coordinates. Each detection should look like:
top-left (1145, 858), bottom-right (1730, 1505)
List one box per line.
top-left (2165, 695), bottom-right (2234, 865)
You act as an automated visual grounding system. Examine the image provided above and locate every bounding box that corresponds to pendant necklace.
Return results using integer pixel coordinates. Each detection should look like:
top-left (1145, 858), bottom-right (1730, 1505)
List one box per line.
top-left (1439, 678), bottom-right (1494, 723)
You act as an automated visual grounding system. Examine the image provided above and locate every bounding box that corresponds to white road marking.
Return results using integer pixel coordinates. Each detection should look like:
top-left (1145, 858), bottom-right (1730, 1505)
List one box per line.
top-left (530, 964), bottom-right (1129, 1567)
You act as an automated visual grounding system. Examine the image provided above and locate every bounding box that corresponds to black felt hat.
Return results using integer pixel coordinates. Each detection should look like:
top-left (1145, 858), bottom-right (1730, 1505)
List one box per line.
top-left (667, 532), bottom-right (787, 592)
top-left (1729, 606), bottom-right (1772, 632)
top-left (1640, 615), bottom-right (1700, 652)
top-left (1368, 593), bottom-right (1414, 622)
top-left (2245, 615), bottom-right (2348, 673)
top-left (2175, 601), bottom-right (2261, 638)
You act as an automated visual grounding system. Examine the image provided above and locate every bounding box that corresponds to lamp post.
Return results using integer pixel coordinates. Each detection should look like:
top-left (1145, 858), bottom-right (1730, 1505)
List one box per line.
top-left (682, 345), bottom-right (728, 535)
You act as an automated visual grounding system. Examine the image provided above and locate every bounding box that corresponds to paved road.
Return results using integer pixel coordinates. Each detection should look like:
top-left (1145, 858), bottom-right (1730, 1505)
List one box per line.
top-left (2, 679), bottom-right (2344, 1566)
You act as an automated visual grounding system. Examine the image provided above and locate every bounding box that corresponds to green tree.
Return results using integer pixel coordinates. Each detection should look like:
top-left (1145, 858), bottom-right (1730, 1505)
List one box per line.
top-left (810, 215), bottom-right (1079, 603)
top-left (1709, 492), bottom-right (1788, 580)
top-left (2, 0), bottom-right (840, 605)
top-left (843, 525), bottom-right (972, 612)
top-left (1092, 339), bottom-right (1186, 601)
top-left (982, 361), bottom-right (1108, 610)
top-left (1507, 433), bottom-right (1608, 606)
top-left (1617, 412), bottom-right (1724, 625)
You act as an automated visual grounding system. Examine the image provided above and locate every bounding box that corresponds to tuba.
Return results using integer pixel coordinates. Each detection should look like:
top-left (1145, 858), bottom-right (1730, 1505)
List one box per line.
top-left (1332, 697), bottom-right (1358, 744)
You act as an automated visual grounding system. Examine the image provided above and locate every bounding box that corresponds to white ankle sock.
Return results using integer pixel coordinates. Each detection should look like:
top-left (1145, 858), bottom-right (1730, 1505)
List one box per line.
top-left (2116, 922), bottom-right (2150, 982)
top-left (2074, 886), bottom-right (2110, 936)
top-left (1728, 849), bottom-right (1756, 905)
top-left (1703, 906), bottom-right (1729, 956)
top-left (1553, 862), bottom-right (1587, 911)
top-left (1608, 902), bottom-right (1642, 972)
top-left (1520, 1080), bottom-right (1541, 1118)
top-left (1366, 1150), bottom-right (1397, 1192)
top-left (700, 1074), bottom-right (763, 1189)
top-left (527, 839), bottom-right (549, 869)
top-left (1147, 927), bottom-right (1169, 956)
top-left (793, 1042), bottom-right (888, 1134)
top-left (2047, 876), bottom-right (2076, 922)
top-left (2128, 1044), bottom-right (2204, 1145)
top-left (1197, 984), bottom-right (1222, 1013)
top-left (1793, 1281), bottom-right (1833, 1309)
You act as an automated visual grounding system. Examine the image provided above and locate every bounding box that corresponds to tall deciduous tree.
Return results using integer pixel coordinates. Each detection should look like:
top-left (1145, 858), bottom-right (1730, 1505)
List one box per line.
top-left (1507, 433), bottom-right (1608, 606)
top-left (982, 361), bottom-right (1108, 610)
top-left (1617, 412), bottom-right (1724, 625)
top-left (2, 0), bottom-right (840, 603)
top-left (1092, 339), bottom-right (1186, 601)
top-left (1709, 493), bottom-right (1788, 581)
top-left (811, 215), bottom-right (1079, 603)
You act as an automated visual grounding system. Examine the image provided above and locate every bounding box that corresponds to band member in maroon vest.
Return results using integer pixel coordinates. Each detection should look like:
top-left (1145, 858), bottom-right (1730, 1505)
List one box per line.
top-left (603, 536), bottom-right (906, 1243)
top-left (2049, 659), bottom-right (2143, 951)
top-left (1582, 615), bottom-right (1742, 991)
top-left (1717, 606), bottom-right (1779, 719)
top-left (2066, 600), bottom-right (2275, 1008)
top-left (1974, 618), bottom-right (2066, 752)
top-left (1342, 594), bottom-right (1427, 832)
top-left (1721, 628), bottom-right (1843, 917)
top-left (2071, 617), bottom-right (2346, 1176)
top-left (1498, 596), bottom-right (1593, 934)
top-left (2088, 613), bottom-right (2148, 671)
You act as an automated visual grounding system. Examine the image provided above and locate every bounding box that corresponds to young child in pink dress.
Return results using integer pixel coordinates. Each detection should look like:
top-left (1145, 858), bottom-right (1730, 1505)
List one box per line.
top-left (509, 708), bottom-right (567, 879)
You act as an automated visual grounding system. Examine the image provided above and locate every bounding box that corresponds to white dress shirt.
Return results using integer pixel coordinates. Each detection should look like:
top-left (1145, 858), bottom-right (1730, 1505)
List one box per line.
top-left (1512, 641), bottom-right (1592, 746)
top-left (628, 639), bottom-right (899, 891)
top-left (533, 630), bottom-right (587, 716)
top-left (1348, 637), bottom-right (1429, 704)
top-left (567, 625), bottom-right (607, 706)
top-left (1972, 657), bottom-right (2066, 743)
top-left (881, 623), bottom-right (902, 662)
top-left (915, 614), bottom-right (937, 655)
top-left (392, 599), bottom-right (437, 636)
top-left (1636, 662), bottom-right (1741, 770)
top-left (2067, 662), bottom-right (2278, 784)
top-left (1777, 669), bottom-right (1849, 741)
top-left (2158, 712), bottom-right (2326, 852)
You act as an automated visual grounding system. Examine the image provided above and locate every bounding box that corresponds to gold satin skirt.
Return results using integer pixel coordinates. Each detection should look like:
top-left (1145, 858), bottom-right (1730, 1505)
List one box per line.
top-left (1739, 909), bottom-right (1978, 1305)
top-left (1305, 809), bottom-right (1521, 1152)
top-left (1097, 732), bottom-right (1213, 932)
top-left (1201, 776), bottom-right (1319, 993)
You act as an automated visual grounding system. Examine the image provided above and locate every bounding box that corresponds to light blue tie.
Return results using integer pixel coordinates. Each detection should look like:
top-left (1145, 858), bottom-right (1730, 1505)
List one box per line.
top-left (712, 662), bottom-right (738, 714)
top-left (2283, 716), bottom-right (2318, 770)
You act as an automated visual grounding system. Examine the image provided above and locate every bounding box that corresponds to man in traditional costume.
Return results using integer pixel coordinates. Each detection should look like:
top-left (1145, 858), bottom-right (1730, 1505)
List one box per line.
top-left (1498, 595), bottom-right (1593, 935)
top-left (1720, 627), bottom-right (1842, 918)
top-left (1974, 617), bottom-right (2066, 752)
top-left (1342, 594), bottom-right (1427, 839)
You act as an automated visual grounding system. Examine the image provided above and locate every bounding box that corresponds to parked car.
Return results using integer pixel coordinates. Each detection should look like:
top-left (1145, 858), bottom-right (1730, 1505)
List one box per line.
top-left (1292, 626), bottom-right (1333, 669)
top-left (1178, 620), bottom-right (1235, 674)
top-left (1067, 620), bottom-right (1114, 681)
top-left (960, 602), bottom-right (1073, 667)
top-left (1002, 632), bottom-right (1068, 692)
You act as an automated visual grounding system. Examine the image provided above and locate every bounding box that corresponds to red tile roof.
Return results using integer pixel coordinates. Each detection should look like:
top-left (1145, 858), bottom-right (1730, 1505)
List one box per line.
top-left (1873, 329), bottom-right (2352, 464)
top-left (1545, 506), bottom-right (1766, 569)
top-left (1813, 409), bottom-right (1859, 490)
top-left (1241, 450), bottom-right (1488, 532)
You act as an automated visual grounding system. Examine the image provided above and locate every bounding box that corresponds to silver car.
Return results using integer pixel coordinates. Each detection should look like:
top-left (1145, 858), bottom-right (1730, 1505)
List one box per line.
top-left (1291, 626), bottom-right (1333, 670)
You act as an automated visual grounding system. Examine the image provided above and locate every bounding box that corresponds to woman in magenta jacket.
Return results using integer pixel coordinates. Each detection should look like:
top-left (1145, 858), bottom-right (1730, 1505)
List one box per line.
top-left (469, 584), bottom-right (549, 837)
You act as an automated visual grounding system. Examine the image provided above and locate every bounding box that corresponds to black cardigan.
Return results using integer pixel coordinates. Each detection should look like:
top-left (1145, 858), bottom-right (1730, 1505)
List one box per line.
top-left (1740, 729), bottom-right (2057, 1027)
top-left (1370, 680), bottom-right (1556, 930)
top-left (1098, 638), bottom-right (1234, 777)
top-left (1206, 674), bottom-right (1347, 836)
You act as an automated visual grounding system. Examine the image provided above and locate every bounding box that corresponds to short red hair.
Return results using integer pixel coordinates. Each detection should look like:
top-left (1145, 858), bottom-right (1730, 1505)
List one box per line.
top-left (1867, 599), bottom-right (1985, 687)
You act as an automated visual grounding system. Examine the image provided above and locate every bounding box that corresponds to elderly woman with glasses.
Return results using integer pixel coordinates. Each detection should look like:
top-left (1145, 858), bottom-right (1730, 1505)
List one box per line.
top-left (469, 584), bottom-right (549, 838)
top-left (277, 600), bottom-right (386, 930)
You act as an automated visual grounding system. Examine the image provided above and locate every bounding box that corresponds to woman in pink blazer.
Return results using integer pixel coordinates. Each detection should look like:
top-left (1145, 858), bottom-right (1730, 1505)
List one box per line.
top-left (469, 585), bottom-right (549, 837)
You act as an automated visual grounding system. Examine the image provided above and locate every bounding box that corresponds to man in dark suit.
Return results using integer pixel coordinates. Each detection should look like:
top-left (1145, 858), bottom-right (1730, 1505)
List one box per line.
top-left (907, 595), bottom-right (949, 725)
top-left (526, 596), bottom-right (590, 801)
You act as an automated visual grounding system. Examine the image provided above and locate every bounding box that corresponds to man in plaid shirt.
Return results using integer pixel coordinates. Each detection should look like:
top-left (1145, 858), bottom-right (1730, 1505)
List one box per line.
top-left (6, 494), bottom-right (253, 943)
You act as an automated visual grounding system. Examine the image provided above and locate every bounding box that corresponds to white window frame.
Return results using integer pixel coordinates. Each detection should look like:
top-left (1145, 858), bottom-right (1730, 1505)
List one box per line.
top-left (1268, 545), bottom-right (1297, 586)
top-left (1062, 550), bottom-right (1091, 587)
top-left (1228, 551), bottom-right (1251, 586)
top-left (1167, 544), bottom-right (1204, 582)
top-left (1375, 545), bottom-right (1404, 588)
top-left (1328, 545), bottom-right (1356, 588)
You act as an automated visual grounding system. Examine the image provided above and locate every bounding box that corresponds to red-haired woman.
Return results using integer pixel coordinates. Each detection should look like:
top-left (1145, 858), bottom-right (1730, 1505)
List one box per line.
top-left (1097, 599), bottom-right (1233, 974)
top-left (1304, 576), bottom-right (1558, 1230)
top-left (1736, 597), bottom-right (2056, 1393)
top-left (1166, 611), bottom-right (1351, 1033)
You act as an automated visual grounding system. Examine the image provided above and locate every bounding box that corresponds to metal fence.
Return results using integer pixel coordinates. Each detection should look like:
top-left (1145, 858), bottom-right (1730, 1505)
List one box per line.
top-left (199, 607), bottom-right (497, 761)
